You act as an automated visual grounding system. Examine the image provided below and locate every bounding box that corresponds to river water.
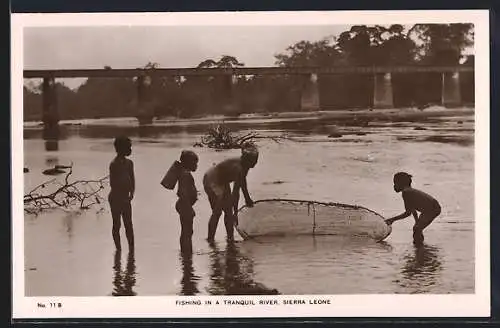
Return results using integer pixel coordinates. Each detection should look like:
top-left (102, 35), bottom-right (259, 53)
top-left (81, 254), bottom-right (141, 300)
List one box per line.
top-left (23, 111), bottom-right (475, 296)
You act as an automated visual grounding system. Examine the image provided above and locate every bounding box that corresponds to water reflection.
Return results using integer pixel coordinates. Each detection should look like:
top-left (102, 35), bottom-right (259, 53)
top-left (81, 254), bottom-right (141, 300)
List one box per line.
top-left (62, 212), bottom-right (77, 240)
top-left (44, 140), bottom-right (59, 151)
top-left (377, 240), bottom-right (394, 252)
top-left (112, 250), bottom-right (137, 296)
top-left (137, 125), bottom-right (167, 139)
top-left (25, 115), bottom-right (384, 142)
top-left (45, 156), bottom-right (59, 166)
top-left (43, 126), bottom-right (60, 151)
top-left (207, 241), bottom-right (279, 295)
top-left (397, 243), bottom-right (443, 293)
top-left (76, 125), bottom-right (199, 140)
top-left (179, 251), bottom-right (200, 296)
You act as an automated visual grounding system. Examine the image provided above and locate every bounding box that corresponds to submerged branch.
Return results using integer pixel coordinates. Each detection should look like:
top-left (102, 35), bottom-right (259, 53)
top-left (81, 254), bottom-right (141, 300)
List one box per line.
top-left (24, 164), bottom-right (109, 215)
top-left (196, 124), bottom-right (293, 149)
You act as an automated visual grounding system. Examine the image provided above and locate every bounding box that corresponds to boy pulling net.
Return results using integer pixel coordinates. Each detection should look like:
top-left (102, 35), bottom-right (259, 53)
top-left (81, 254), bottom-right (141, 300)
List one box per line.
top-left (203, 144), bottom-right (259, 243)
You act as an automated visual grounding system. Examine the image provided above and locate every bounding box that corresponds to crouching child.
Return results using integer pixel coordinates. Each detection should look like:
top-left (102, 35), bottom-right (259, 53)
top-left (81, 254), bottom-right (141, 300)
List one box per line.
top-left (385, 172), bottom-right (441, 246)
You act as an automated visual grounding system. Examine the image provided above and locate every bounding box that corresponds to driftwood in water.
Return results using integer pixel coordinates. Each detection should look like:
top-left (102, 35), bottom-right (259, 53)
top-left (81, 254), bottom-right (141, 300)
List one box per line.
top-left (24, 164), bottom-right (109, 215)
top-left (196, 124), bottom-right (288, 150)
top-left (42, 164), bottom-right (73, 176)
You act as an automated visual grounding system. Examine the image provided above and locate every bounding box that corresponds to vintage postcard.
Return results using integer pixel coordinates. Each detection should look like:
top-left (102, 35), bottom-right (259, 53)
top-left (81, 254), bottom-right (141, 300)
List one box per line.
top-left (12, 10), bottom-right (490, 319)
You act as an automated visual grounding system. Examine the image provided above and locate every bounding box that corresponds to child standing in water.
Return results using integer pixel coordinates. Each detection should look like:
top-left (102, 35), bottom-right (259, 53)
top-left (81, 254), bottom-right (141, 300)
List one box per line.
top-left (109, 136), bottom-right (135, 251)
top-left (203, 145), bottom-right (259, 243)
top-left (162, 150), bottom-right (199, 253)
top-left (385, 172), bottom-right (441, 245)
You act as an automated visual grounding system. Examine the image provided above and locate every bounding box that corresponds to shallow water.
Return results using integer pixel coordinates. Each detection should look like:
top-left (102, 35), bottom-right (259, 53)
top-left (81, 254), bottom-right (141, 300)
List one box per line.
top-left (23, 114), bottom-right (475, 295)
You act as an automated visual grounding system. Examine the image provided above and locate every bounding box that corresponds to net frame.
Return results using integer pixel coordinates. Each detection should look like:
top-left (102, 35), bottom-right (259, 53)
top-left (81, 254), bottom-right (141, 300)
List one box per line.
top-left (236, 198), bottom-right (391, 242)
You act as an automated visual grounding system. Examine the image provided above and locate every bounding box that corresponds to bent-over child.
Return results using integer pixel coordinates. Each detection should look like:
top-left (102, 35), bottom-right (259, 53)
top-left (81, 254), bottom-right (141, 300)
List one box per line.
top-left (203, 145), bottom-right (259, 243)
top-left (385, 172), bottom-right (441, 245)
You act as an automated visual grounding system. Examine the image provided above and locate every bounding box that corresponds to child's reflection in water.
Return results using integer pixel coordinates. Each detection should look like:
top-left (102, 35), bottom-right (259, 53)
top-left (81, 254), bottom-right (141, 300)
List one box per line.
top-left (112, 249), bottom-right (137, 296)
top-left (179, 250), bottom-right (201, 296)
top-left (397, 243), bottom-right (443, 292)
top-left (207, 241), bottom-right (279, 295)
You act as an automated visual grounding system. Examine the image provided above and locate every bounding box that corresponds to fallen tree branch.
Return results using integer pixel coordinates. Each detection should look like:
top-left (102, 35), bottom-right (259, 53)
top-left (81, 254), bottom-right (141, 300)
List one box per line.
top-left (24, 164), bottom-right (109, 215)
top-left (196, 124), bottom-right (293, 149)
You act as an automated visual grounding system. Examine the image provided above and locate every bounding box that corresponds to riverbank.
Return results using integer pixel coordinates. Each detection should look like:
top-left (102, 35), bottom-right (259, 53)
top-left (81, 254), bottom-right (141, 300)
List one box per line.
top-left (23, 106), bottom-right (474, 130)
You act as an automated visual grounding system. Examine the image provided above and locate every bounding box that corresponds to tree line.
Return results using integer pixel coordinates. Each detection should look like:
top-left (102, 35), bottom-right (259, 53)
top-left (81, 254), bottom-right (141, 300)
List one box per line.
top-left (23, 23), bottom-right (475, 121)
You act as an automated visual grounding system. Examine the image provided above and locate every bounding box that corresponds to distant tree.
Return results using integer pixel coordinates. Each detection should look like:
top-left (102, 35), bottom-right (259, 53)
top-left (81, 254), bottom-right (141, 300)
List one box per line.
top-left (409, 23), bottom-right (474, 64)
top-left (55, 82), bottom-right (78, 119)
top-left (217, 55), bottom-right (244, 68)
top-left (144, 62), bottom-right (160, 69)
top-left (336, 26), bottom-right (377, 65)
top-left (275, 39), bottom-right (340, 67)
top-left (197, 55), bottom-right (244, 68)
top-left (179, 56), bottom-right (247, 117)
top-left (23, 86), bottom-right (42, 121)
top-left (75, 75), bottom-right (136, 119)
top-left (375, 25), bottom-right (417, 65)
top-left (197, 59), bottom-right (218, 68)
top-left (460, 54), bottom-right (474, 105)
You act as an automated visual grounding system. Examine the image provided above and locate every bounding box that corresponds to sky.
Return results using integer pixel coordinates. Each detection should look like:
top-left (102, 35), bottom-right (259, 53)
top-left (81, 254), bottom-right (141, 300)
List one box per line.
top-left (22, 24), bottom-right (472, 89)
top-left (24, 25), bottom-right (352, 69)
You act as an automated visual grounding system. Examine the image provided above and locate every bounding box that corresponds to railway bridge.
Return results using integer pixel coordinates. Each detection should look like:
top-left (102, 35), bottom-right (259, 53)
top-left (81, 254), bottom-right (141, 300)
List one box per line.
top-left (24, 65), bottom-right (473, 129)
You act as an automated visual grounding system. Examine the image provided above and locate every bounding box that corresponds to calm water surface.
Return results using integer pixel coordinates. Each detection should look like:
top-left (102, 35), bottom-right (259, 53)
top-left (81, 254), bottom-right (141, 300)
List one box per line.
top-left (23, 114), bottom-right (475, 296)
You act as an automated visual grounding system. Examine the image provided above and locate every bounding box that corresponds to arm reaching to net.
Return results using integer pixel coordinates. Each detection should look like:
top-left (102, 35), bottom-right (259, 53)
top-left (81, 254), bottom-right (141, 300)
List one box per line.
top-left (240, 168), bottom-right (254, 207)
top-left (232, 169), bottom-right (253, 215)
top-left (385, 190), bottom-right (417, 225)
top-left (385, 210), bottom-right (417, 225)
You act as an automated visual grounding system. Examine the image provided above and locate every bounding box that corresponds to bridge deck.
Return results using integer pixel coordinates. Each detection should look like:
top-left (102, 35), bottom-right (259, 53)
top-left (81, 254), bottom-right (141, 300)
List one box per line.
top-left (23, 66), bottom-right (474, 78)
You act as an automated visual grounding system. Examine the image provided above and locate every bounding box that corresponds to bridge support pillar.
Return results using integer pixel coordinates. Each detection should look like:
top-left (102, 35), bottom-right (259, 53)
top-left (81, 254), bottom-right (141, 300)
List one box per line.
top-left (441, 72), bottom-right (461, 108)
top-left (42, 77), bottom-right (59, 129)
top-left (373, 72), bottom-right (394, 108)
top-left (221, 75), bottom-right (239, 115)
top-left (300, 73), bottom-right (320, 111)
top-left (42, 76), bottom-right (60, 151)
top-left (136, 75), bottom-right (154, 125)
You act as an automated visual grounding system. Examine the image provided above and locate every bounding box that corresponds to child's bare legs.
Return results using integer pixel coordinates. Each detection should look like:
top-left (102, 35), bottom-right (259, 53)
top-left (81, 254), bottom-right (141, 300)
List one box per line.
top-left (206, 194), bottom-right (221, 243)
top-left (223, 207), bottom-right (235, 242)
top-left (110, 199), bottom-right (123, 251)
top-left (222, 186), bottom-right (235, 241)
top-left (179, 215), bottom-right (194, 242)
top-left (121, 201), bottom-right (134, 250)
top-left (206, 184), bottom-right (230, 243)
top-left (413, 207), bottom-right (441, 245)
top-left (204, 182), bottom-right (217, 242)
top-left (177, 201), bottom-right (195, 253)
top-left (180, 216), bottom-right (194, 254)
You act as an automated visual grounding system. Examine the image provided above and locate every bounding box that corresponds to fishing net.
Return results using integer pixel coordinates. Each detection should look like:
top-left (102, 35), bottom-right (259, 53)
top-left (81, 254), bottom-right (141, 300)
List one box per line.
top-left (236, 199), bottom-right (391, 242)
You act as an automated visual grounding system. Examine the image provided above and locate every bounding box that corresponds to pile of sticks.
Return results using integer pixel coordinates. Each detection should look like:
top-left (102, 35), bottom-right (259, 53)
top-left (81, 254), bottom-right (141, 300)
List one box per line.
top-left (197, 124), bottom-right (286, 150)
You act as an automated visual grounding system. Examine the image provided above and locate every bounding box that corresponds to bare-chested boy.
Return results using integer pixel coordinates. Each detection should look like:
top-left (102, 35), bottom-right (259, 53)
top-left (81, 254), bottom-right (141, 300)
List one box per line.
top-left (109, 136), bottom-right (135, 251)
top-left (175, 150), bottom-right (199, 253)
top-left (385, 172), bottom-right (441, 245)
top-left (203, 145), bottom-right (259, 242)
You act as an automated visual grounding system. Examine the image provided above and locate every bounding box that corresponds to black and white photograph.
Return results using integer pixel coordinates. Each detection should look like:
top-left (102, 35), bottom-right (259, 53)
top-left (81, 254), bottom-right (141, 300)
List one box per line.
top-left (12, 10), bottom-right (490, 318)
